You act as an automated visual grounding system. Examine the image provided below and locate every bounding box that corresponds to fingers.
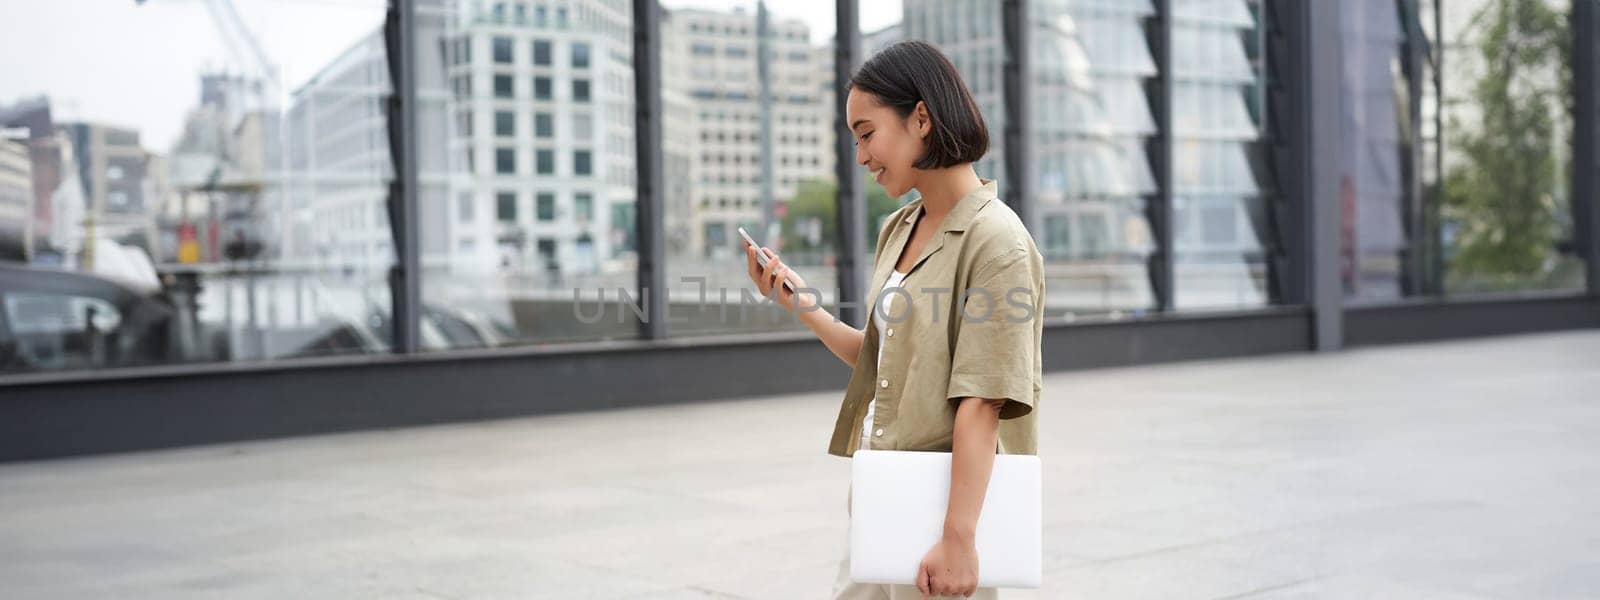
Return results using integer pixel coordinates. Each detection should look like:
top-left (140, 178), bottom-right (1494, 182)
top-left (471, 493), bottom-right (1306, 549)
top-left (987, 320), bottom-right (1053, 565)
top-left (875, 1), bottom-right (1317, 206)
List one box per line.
top-left (759, 247), bottom-right (778, 287)
top-left (917, 562), bottom-right (929, 599)
top-left (774, 265), bottom-right (791, 294)
top-left (745, 244), bottom-right (760, 280)
top-left (761, 248), bottom-right (789, 296)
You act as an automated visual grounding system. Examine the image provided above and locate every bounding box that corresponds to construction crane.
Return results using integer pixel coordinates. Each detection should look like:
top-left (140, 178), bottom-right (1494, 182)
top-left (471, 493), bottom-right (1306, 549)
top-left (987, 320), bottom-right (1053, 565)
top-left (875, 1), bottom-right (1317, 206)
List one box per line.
top-left (135, 0), bottom-right (282, 111)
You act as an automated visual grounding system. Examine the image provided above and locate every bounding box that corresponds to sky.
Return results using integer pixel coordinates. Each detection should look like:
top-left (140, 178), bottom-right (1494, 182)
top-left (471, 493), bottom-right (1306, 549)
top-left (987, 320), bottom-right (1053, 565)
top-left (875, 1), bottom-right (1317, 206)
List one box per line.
top-left (0, 0), bottom-right (902, 154)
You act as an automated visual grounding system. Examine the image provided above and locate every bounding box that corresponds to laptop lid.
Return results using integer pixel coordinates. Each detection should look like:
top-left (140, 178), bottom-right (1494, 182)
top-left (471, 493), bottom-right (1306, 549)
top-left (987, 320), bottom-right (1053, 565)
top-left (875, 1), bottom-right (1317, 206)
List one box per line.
top-left (850, 449), bottom-right (1042, 588)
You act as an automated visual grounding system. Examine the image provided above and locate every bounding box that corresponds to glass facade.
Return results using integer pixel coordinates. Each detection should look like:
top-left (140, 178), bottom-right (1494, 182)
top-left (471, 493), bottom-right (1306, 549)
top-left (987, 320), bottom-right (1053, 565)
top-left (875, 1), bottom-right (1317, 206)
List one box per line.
top-left (658, 3), bottom-right (841, 337)
top-left (0, 1), bottom-right (394, 373)
top-left (1433, 0), bottom-right (1583, 294)
top-left (1339, 0), bottom-right (1583, 301)
top-left (0, 0), bottom-right (1593, 377)
top-left (416, 0), bottom-right (638, 348)
top-left (1033, 0), bottom-right (1160, 317)
top-left (1171, 0), bottom-right (1270, 310)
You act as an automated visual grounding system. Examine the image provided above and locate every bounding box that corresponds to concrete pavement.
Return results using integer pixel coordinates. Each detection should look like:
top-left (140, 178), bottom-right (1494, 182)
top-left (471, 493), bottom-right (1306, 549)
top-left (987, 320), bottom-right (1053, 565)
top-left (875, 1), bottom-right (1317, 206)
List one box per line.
top-left (2, 330), bottom-right (1597, 599)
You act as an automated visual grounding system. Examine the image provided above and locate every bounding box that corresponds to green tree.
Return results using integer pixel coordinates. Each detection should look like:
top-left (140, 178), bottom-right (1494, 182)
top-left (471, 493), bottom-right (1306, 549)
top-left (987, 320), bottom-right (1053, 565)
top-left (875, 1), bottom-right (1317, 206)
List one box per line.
top-left (780, 176), bottom-right (906, 253)
top-left (1440, 0), bottom-right (1572, 289)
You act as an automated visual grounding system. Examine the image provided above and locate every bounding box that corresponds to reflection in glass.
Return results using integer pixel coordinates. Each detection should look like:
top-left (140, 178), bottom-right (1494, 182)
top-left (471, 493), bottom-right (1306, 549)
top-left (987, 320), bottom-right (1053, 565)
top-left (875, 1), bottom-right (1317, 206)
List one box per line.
top-left (0, 1), bottom-right (395, 373)
top-left (419, 0), bottom-right (638, 347)
top-left (1171, 0), bottom-right (1269, 309)
top-left (659, 2), bottom-right (840, 337)
top-left (1436, 0), bottom-right (1581, 293)
top-left (1031, 0), bottom-right (1159, 316)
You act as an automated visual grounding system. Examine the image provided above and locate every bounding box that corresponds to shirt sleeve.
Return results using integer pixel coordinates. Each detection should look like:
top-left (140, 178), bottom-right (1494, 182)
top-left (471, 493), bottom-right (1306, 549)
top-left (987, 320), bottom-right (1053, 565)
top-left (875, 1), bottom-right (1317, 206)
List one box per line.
top-left (946, 247), bottom-right (1037, 420)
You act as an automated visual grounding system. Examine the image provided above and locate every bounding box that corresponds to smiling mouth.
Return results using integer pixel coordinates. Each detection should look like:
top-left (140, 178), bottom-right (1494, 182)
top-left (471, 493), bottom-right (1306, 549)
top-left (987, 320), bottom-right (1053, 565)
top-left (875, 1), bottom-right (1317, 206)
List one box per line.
top-left (872, 168), bottom-right (886, 183)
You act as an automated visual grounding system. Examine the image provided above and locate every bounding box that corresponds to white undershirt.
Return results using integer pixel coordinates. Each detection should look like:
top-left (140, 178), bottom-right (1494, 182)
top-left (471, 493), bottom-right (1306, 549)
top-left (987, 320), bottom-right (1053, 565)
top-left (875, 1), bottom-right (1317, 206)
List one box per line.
top-left (861, 270), bottom-right (909, 452)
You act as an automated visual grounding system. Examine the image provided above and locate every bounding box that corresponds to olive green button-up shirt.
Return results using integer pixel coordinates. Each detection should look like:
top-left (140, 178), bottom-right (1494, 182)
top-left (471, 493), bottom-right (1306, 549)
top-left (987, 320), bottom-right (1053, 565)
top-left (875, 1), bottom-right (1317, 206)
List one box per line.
top-left (827, 178), bottom-right (1044, 458)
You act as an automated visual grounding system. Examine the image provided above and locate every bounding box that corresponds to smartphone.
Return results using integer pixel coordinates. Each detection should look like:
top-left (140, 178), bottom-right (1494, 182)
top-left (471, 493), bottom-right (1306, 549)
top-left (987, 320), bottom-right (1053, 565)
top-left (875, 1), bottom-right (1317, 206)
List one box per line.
top-left (738, 226), bottom-right (796, 294)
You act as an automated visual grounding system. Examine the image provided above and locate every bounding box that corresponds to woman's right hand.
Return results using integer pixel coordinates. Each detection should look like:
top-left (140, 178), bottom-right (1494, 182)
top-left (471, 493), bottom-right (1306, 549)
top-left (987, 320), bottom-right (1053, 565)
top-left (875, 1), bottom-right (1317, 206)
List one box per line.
top-left (745, 243), bottom-right (811, 312)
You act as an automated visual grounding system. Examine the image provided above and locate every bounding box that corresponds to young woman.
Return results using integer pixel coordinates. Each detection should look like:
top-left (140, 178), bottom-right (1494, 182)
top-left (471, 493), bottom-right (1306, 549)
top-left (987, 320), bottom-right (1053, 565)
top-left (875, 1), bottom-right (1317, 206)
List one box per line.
top-left (744, 40), bottom-right (1044, 599)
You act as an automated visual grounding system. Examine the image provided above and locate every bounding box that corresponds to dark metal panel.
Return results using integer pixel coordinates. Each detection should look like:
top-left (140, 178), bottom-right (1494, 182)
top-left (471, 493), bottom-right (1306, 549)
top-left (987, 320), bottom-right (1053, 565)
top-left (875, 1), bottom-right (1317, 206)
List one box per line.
top-left (834, 0), bottom-right (867, 328)
top-left (633, 0), bottom-right (667, 338)
top-left (11, 298), bottom-right (1600, 463)
top-left (1144, 0), bottom-right (1174, 312)
top-left (1399, 0), bottom-right (1428, 295)
top-left (1431, 0), bottom-right (1446, 294)
top-left (1346, 294), bottom-right (1600, 346)
top-left (1263, 0), bottom-right (1310, 306)
top-left (1000, 0), bottom-right (1037, 235)
top-left (1575, 0), bottom-right (1599, 296)
top-left (0, 312), bottom-right (1312, 462)
top-left (1040, 308), bottom-right (1312, 371)
top-left (0, 334), bottom-right (852, 462)
top-left (383, 1), bottom-right (422, 353)
top-left (1307, 0), bottom-right (1345, 350)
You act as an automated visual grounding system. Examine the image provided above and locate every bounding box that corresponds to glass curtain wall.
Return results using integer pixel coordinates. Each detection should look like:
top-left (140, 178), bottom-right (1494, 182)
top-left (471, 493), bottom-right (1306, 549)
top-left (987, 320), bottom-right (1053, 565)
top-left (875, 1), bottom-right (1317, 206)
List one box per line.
top-left (419, 0), bottom-right (639, 347)
top-left (1171, 0), bottom-right (1272, 310)
top-left (0, 0), bottom-right (394, 373)
top-left (659, 1), bottom-right (842, 337)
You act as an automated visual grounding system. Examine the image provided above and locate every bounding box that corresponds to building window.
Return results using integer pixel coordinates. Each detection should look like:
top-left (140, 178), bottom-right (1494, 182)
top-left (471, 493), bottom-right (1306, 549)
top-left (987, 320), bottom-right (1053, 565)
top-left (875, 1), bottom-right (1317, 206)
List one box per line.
top-left (534, 76), bottom-right (552, 100)
top-left (537, 237), bottom-right (557, 267)
top-left (726, 45), bottom-right (748, 58)
top-left (497, 192), bottom-right (517, 223)
top-left (458, 192), bottom-right (475, 223)
top-left (494, 111), bottom-right (514, 137)
top-left (533, 39), bottom-right (551, 66)
top-left (572, 42), bottom-right (590, 68)
top-left (691, 42), bottom-right (715, 56)
top-left (536, 192), bottom-right (556, 221)
top-left (572, 79), bottom-right (590, 102)
top-left (494, 74), bottom-right (513, 98)
top-left (1201, 204), bottom-right (1238, 245)
top-left (574, 150), bottom-right (592, 176)
top-left (574, 193), bottom-right (592, 221)
top-left (573, 113), bottom-right (592, 140)
top-left (536, 149), bottom-right (554, 174)
top-left (495, 148), bottom-right (516, 175)
top-left (1079, 213), bottom-right (1110, 259)
top-left (535, 112), bottom-right (553, 138)
top-left (493, 36), bottom-right (513, 63)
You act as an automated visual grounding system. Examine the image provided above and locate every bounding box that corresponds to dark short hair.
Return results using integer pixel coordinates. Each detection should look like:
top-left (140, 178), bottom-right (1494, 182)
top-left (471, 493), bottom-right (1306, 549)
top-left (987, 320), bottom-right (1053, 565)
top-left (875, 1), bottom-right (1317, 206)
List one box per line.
top-left (849, 40), bottom-right (989, 169)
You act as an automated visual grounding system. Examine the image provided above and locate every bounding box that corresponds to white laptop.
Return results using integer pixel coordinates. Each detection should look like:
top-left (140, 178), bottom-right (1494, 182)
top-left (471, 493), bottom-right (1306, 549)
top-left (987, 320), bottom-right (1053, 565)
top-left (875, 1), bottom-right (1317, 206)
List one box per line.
top-left (850, 450), bottom-right (1042, 588)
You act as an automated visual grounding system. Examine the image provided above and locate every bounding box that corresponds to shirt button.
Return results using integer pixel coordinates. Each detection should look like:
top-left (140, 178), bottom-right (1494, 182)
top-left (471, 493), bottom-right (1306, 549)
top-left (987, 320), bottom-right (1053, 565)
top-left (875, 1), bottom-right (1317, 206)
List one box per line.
top-left (879, 379), bottom-right (888, 388)
top-left (874, 428), bottom-right (884, 437)
top-left (886, 328), bottom-right (894, 337)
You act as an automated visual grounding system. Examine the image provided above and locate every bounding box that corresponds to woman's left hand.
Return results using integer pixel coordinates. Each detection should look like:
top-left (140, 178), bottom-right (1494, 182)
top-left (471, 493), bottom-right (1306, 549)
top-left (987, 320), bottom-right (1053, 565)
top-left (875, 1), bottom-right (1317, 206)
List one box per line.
top-left (916, 534), bottom-right (980, 599)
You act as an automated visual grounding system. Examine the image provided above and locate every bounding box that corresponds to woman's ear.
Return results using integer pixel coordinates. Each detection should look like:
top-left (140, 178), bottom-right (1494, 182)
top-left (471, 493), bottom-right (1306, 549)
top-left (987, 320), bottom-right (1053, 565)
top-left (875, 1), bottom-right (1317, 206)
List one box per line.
top-left (913, 101), bottom-right (931, 139)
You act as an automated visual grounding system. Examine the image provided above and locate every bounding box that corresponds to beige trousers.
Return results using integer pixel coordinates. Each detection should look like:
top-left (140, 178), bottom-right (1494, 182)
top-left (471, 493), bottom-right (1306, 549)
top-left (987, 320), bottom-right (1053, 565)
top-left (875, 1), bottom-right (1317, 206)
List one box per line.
top-left (830, 482), bottom-right (1001, 600)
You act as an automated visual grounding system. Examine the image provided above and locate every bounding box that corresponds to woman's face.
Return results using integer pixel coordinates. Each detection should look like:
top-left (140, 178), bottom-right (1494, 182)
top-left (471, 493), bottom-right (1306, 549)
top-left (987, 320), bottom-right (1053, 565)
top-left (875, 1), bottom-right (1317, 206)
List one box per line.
top-left (845, 88), bottom-right (929, 198)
